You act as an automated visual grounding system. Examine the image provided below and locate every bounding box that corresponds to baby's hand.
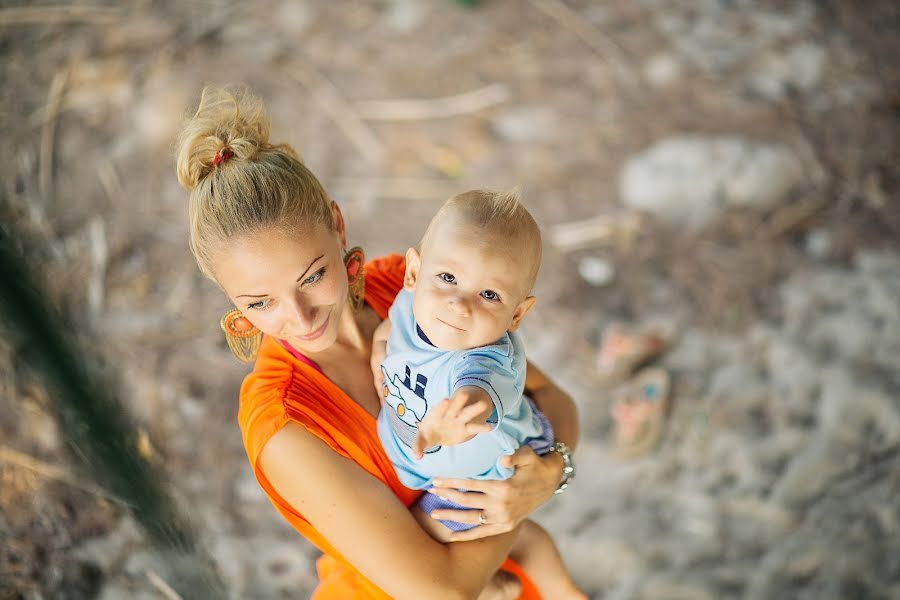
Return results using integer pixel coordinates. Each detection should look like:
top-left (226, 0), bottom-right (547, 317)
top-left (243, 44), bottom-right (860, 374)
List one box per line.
top-left (412, 392), bottom-right (493, 460)
top-left (371, 319), bottom-right (391, 400)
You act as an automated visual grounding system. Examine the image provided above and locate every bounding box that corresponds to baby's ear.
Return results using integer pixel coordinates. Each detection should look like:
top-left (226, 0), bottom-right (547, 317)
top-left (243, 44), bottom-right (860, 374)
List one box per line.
top-left (508, 296), bottom-right (536, 331)
top-left (404, 248), bottom-right (421, 291)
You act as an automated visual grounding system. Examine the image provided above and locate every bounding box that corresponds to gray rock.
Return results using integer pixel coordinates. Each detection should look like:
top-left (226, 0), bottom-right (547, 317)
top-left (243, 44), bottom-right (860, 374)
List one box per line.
top-left (620, 136), bottom-right (805, 228)
top-left (577, 256), bottom-right (615, 286)
top-left (643, 53), bottom-right (683, 87)
top-left (747, 43), bottom-right (827, 100)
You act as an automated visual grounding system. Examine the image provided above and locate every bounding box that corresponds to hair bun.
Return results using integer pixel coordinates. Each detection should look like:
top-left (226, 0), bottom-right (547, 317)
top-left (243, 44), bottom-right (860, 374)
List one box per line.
top-left (175, 85), bottom-right (272, 191)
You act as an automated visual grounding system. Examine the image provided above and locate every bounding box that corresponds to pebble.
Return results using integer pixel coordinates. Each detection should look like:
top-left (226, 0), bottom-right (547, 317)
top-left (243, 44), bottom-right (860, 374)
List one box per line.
top-left (577, 256), bottom-right (615, 286)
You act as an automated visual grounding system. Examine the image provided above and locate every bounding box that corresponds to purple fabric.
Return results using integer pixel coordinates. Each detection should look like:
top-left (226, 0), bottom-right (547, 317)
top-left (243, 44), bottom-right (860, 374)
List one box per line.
top-left (416, 397), bottom-right (554, 531)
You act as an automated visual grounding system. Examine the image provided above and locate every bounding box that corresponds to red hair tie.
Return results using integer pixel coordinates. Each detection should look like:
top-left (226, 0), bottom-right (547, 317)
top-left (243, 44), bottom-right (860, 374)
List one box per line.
top-left (212, 147), bottom-right (233, 166)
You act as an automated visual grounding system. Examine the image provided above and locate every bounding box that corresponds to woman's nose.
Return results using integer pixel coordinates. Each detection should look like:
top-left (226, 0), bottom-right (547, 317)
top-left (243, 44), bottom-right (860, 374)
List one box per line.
top-left (286, 293), bottom-right (317, 328)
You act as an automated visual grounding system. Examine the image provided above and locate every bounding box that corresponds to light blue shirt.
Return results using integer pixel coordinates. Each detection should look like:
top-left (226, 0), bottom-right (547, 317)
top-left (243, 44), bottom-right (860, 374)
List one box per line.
top-left (377, 289), bottom-right (544, 490)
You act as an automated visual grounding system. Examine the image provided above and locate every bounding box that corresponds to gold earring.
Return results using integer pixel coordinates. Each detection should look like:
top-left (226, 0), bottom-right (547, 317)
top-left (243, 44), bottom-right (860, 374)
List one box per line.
top-left (344, 246), bottom-right (366, 312)
top-left (221, 308), bottom-right (262, 363)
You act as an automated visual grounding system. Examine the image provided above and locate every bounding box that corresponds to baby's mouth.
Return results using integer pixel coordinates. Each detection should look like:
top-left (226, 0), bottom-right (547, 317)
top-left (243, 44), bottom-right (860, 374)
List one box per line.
top-left (437, 317), bottom-right (464, 331)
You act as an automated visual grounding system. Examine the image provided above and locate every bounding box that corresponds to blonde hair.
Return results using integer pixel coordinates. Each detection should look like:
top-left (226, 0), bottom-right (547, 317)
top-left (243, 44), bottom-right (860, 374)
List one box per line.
top-left (425, 189), bottom-right (542, 293)
top-left (175, 85), bottom-right (334, 279)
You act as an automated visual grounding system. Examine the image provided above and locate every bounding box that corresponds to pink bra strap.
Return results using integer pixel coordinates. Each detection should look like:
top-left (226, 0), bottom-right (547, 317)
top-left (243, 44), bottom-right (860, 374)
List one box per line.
top-left (278, 340), bottom-right (323, 374)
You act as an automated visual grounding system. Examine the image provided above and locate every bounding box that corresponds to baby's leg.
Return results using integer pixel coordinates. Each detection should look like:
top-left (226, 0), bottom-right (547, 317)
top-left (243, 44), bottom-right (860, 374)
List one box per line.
top-left (509, 519), bottom-right (587, 600)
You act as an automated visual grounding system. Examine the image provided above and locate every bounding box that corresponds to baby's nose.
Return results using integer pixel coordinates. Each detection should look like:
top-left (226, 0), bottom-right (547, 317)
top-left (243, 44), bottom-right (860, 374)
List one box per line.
top-left (448, 296), bottom-right (471, 316)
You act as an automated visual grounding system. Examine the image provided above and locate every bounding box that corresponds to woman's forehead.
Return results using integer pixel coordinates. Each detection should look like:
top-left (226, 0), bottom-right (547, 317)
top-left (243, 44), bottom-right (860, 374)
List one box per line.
top-left (213, 226), bottom-right (334, 291)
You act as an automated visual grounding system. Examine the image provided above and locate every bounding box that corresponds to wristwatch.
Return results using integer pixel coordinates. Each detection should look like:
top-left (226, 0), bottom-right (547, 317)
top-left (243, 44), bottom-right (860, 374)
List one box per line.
top-left (549, 441), bottom-right (575, 495)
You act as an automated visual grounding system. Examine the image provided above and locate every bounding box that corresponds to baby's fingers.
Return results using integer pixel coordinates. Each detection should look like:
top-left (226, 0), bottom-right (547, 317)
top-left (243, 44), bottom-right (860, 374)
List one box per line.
top-left (465, 422), bottom-right (492, 435)
top-left (411, 433), bottom-right (427, 460)
top-left (459, 400), bottom-right (488, 421)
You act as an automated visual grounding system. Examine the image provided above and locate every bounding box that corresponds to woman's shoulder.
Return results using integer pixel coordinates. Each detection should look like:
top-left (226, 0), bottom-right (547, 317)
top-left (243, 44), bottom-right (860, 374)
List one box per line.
top-left (363, 253), bottom-right (406, 319)
top-left (238, 336), bottom-right (296, 466)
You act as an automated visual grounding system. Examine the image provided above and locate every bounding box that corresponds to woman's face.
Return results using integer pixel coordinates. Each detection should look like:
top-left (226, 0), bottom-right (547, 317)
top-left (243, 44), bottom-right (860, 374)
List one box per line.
top-left (213, 224), bottom-right (348, 355)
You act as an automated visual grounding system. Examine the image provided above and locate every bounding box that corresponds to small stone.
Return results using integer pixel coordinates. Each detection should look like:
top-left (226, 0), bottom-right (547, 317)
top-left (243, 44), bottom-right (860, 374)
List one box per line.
top-left (804, 229), bottom-right (832, 260)
top-left (577, 256), bottom-right (615, 286)
top-left (491, 107), bottom-right (557, 143)
top-left (644, 53), bottom-right (682, 87)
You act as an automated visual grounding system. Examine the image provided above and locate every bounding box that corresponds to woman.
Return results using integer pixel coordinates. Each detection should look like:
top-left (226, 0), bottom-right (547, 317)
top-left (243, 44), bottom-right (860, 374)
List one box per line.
top-left (175, 86), bottom-right (579, 599)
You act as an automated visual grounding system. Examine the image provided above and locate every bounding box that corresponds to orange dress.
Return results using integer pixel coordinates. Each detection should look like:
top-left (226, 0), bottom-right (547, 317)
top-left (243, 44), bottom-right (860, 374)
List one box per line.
top-left (238, 254), bottom-right (540, 599)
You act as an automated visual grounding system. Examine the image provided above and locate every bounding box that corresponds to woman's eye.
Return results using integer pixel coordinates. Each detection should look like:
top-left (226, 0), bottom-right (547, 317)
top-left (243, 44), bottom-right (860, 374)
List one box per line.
top-left (439, 273), bottom-right (456, 284)
top-left (247, 299), bottom-right (271, 311)
top-left (481, 290), bottom-right (500, 302)
top-left (303, 267), bottom-right (326, 285)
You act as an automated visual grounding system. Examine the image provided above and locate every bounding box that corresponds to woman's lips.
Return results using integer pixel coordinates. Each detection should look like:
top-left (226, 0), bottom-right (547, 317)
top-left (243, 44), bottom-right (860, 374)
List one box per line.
top-left (298, 315), bottom-right (330, 340)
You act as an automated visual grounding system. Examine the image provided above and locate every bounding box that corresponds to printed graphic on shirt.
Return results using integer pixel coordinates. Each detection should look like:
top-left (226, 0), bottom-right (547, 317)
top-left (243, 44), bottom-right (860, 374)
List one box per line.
top-left (381, 364), bottom-right (440, 452)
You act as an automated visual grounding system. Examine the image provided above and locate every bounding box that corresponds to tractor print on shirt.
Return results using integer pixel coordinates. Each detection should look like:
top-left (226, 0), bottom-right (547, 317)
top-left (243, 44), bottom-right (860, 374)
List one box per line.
top-left (380, 365), bottom-right (438, 453)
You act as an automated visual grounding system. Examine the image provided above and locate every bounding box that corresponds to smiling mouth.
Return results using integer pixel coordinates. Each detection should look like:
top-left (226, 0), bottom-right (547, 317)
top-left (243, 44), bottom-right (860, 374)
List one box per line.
top-left (298, 315), bottom-right (330, 340)
top-left (437, 318), bottom-right (464, 331)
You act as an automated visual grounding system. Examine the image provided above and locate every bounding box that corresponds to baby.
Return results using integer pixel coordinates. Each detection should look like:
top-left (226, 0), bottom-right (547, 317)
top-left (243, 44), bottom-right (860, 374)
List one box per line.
top-left (372, 189), bottom-right (584, 598)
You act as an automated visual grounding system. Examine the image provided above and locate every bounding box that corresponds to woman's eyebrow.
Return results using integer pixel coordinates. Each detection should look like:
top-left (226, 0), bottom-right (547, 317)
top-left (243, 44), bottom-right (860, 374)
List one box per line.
top-left (236, 254), bottom-right (325, 298)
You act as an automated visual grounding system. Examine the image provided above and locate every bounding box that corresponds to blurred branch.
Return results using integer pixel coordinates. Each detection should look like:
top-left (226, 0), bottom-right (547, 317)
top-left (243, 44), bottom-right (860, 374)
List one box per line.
top-left (39, 68), bottom-right (68, 205)
top-left (527, 0), bottom-right (643, 97)
top-left (286, 60), bottom-right (385, 166)
top-left (0, 444), bottom-right (123, 504)
top-left (354, 83), bottom-right (509, 121)
top-left (0, 5), bottom-right (120, 26)
top-left (0, 220), bottom-right (225, 596)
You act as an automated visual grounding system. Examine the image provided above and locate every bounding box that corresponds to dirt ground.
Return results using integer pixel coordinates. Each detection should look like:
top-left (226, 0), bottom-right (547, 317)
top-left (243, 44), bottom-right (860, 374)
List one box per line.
top-left (1, 1), bottom-right (898, 599)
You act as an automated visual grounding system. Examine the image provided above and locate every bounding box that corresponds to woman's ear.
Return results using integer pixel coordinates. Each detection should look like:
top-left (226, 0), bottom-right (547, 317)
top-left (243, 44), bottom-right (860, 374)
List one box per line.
top-left (404, 247), bottom-right (421, 291)
top-left (331, 201), bottom-right (347, 248)
top-left (507, 296), bottom-right (536, 332)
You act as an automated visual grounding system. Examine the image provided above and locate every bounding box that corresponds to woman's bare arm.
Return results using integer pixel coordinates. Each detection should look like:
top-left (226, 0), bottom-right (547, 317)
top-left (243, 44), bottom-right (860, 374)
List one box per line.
top-left (259, 422), bottom-right (517, 600)
top-left (524, 360), bottom-right (579, 450)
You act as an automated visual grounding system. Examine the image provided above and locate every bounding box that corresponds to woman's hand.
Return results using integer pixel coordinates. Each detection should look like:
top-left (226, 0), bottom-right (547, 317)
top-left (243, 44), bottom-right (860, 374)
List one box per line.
top-left (427, 445), bottom-right (564, 542)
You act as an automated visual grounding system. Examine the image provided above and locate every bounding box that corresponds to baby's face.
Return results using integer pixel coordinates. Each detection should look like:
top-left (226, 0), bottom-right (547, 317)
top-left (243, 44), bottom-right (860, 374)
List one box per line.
top-left (407, 218), bottom-right (536, 351)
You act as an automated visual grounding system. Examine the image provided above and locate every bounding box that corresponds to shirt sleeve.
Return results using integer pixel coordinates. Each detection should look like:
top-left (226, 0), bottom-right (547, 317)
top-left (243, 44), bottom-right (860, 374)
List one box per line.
top-left (451, 343), bottom-right (522, 427)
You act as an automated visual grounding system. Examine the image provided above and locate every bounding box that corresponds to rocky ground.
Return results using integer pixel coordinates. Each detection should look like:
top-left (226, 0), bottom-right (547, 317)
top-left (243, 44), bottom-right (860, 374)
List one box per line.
top-left (1, 1), bottom-right (898, 599)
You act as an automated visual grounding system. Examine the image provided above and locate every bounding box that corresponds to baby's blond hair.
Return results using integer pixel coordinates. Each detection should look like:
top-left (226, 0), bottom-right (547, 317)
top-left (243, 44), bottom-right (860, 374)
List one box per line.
top-left (424, 189), bottom-right (542, 295)
top-left (175, 85), bottom-right (334, 280)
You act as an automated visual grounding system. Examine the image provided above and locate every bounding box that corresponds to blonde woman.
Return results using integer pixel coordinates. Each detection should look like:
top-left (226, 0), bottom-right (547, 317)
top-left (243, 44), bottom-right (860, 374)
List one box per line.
top-left (175, 86), bottom-right (579, 600)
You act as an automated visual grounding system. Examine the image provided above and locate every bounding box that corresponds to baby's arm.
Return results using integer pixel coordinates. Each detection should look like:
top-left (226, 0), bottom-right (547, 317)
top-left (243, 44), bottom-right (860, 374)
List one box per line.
top-left (411, 386), bottom-right (494, 459)
top-left (370, 318), bottom-right (392, 396)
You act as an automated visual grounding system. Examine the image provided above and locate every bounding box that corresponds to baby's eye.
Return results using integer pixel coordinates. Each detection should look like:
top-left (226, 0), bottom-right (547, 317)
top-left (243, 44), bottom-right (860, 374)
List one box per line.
top-left (303, 267), bottom-right (326, 285)
top-left (438, 272), bottom-right (456, 284)
top-left (480, 290), bottom-right (501, 302)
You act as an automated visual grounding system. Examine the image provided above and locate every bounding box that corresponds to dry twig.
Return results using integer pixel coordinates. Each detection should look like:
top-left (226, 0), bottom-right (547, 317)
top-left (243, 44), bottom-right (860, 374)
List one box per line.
top-left (354, 83), bottom-right (510, 121)
top-left (0, 5), bottom-right (120, 26)
top-left (332, 177), bottom-right (465, 202)
top-left (39, 69), bottom-right (69, 204)
top-left (527, 0), bottom-right (642, 96)
top-left (286, 61), bottom-right (385, 166)
top-left (0, 444), bottom-right (121, 504)
top-left (548, 213), bottom-right (643, 253)
top-left (146, 569), bottom-right (185, 600)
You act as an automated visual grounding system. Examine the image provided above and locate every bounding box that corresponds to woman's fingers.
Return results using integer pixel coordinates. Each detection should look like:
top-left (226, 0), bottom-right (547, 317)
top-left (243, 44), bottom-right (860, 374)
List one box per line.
top-left (429, 507), bottom-right (486, 525)
top-left (500, 445), bottom-right (539, 469)
top-left (428, 487), bottom-right (488, 508)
